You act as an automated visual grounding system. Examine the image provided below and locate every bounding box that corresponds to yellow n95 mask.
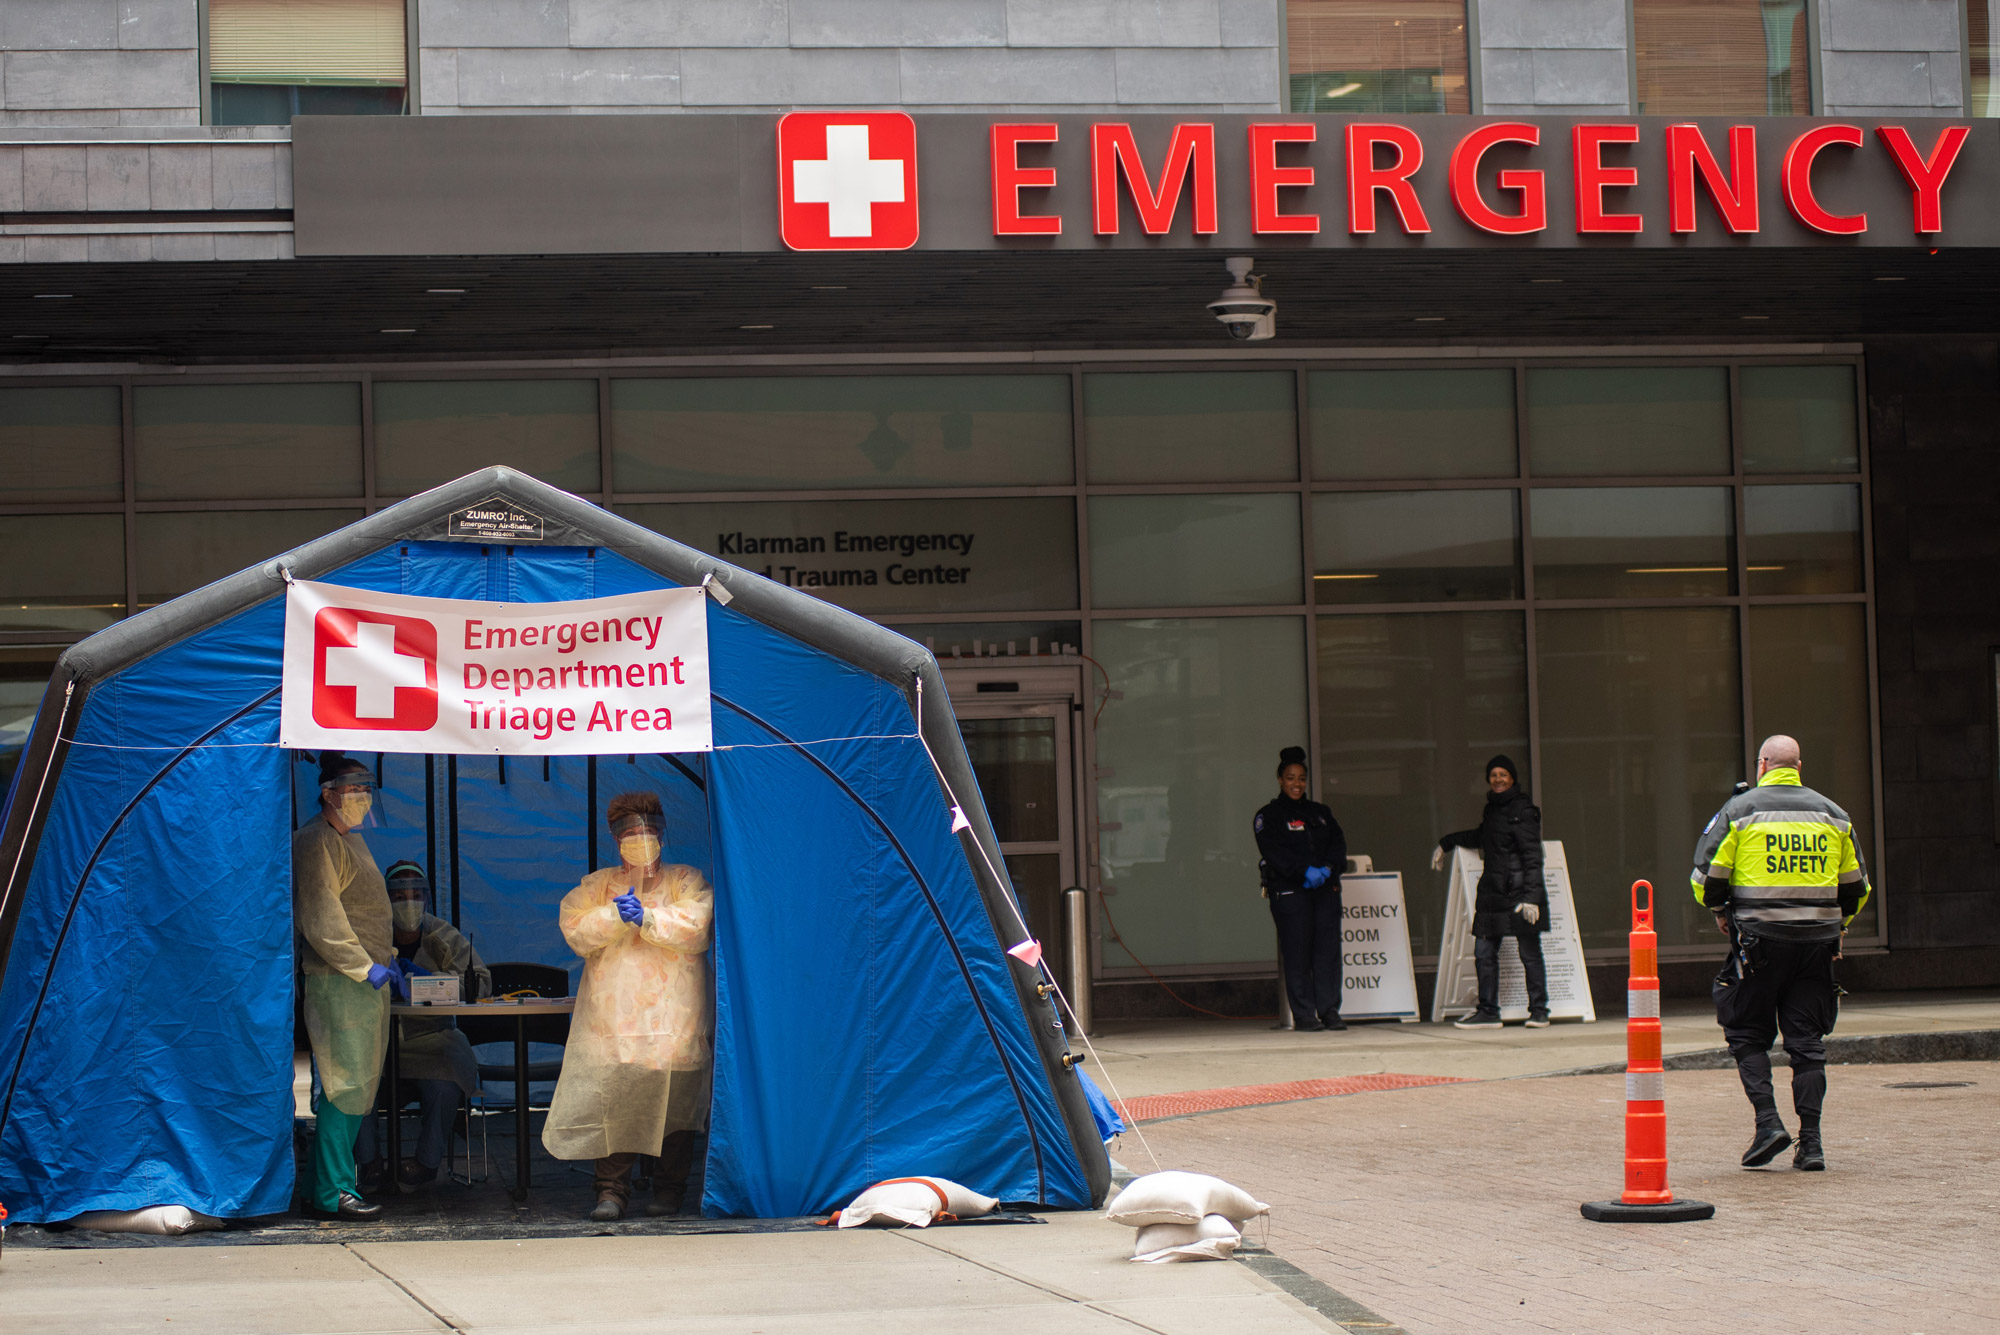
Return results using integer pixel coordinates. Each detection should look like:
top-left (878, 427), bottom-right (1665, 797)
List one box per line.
top-left (336, 792), bottom-right (373, 828)
top-left (619, 834), bottom-right (661, 868)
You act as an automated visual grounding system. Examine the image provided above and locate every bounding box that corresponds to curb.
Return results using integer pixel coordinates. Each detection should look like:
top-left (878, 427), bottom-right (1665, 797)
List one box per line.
top-left (1534, 1027), bottom-right (2000, 1078)
top-left (1236, 1246), bottom-right (1410, 1334)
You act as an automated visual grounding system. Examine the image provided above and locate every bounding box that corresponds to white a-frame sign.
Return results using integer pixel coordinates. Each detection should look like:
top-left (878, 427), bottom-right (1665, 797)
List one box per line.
top-left (1431, 841), bottom-right (1597, 1023)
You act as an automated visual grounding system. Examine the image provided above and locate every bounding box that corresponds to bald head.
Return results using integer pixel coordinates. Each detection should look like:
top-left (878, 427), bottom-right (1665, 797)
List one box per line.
top-left (1758, 735), bottom-right (1801, 774)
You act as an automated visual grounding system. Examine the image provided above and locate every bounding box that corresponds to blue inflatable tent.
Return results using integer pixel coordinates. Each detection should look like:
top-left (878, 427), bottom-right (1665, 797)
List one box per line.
top-left (0, 468), bottom-right (1109, 1223)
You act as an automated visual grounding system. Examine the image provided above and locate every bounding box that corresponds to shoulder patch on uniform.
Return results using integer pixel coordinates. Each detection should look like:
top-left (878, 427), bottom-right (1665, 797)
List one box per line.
top-left (1253, 813), bottom-right (1263, 833)
top-left (1703, 812), bottom-right (1719, 834)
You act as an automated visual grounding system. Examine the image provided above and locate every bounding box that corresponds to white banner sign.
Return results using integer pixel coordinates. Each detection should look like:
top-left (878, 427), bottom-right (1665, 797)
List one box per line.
top-left (279, 579), bottom-right (712, 755)
top-left (1431, 841), bottom-right (1596, 1023)
top-left (1338, 872), bottom-right (1420, 1022)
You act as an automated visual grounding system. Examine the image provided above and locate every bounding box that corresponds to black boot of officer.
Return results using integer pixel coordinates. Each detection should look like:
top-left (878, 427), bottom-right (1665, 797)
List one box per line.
top-left (1254, 747), bottom-right (1348, 1033)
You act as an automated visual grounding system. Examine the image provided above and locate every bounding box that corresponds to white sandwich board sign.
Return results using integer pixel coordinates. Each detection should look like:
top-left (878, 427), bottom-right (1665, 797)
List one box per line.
top-left (1430, 841), bottom-right (1596, 1023)
top-left (1337, 872), bottom-right (1420, 1022)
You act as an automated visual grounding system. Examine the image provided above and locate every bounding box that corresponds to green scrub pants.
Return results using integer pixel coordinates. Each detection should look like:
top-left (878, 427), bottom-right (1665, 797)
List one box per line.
top-left (309, 1095), bottom-right (367, 1210)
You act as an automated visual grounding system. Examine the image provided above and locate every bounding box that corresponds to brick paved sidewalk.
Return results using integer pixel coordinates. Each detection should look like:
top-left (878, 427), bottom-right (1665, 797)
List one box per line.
top-left (1130, 1060), bottom-right (1996, 1334)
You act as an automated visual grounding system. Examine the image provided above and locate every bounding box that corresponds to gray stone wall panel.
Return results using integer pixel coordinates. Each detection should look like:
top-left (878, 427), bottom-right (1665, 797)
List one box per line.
top-left (117, 0), bottom-right (197, 50)
top-left (1479, 0), bottom-right (1627, 51)
top-left (418, 0), bottom-right (570, 49)
top-left (455, 48), bottom-right (582, 107)
top-left (0, 237), bottom-right (25, 262)
top-left (2, 49), bottom-right (196, 109)
top-left (1006, 0), bottom-right (1221, 48)
top-left (1822, 0), bottom-right (1960, 52)
top-left (147, 145), bottom-right (213, 210)
top-left (21, 145), bottom-right (86, 210)
top-left (2, 0), bottom-right (118, 51)
top-left (1479, 47), bottom-right (1535, 105)
top-left (1532, 47), bottom-right (1629, 106)
top-left (150, 231), bottom-right (215, 262)
top-left (210, 143), bottom-right (279, 209)
top-left (0, 148), bottom-right (20, 211)
top-left (566, 48), bottom-right (684, 105)
top-left (1821, 49), bottom-right (1938, 107)
top-left (1218, 0), bottom-right (1279, 47)
top-left (1114, 45), bottom-right (1275, 105)
top-left (23, 234), bottom-right (87, 261)
top-left (421, 47), bottom-right (460, 106)
top-left (87, 232), bottom-right (152, 261)
top-left (569, 0), bottom-right (787, 48)
top-left (789, 0), bottom-right (1005, 48)
top-left (898, 46), bottom-right (1117, 104)
top-left (84, 143), bottom-right (148, 209)
top-left (681, 47), bottom-right (898, 105)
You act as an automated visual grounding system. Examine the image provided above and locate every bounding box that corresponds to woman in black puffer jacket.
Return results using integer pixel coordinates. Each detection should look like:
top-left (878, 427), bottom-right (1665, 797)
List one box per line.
top-left (1434, 755), bottom-right (1550, 1028)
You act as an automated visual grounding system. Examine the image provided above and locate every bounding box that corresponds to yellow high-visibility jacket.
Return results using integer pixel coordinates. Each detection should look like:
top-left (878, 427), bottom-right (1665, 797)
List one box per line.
top-left (1689, 767), bottom-right (1871, 943)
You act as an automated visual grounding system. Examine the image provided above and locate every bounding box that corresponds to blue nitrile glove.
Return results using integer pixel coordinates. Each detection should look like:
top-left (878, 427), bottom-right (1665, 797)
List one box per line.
top-left (367, 962), bottom-right (410, 1001)
top-left (1303, 865), bottom-right (1331, 889)
top-left (397, 959), bottom-right (431, 979)
top-left (615, 891), bottom-right (644, 925)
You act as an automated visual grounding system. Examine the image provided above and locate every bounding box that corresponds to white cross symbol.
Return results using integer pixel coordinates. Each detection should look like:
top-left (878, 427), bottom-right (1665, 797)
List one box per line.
top-left (791, 124), bottom-right (905, 238)
top-left (324, 621), bottom-right (429, 720)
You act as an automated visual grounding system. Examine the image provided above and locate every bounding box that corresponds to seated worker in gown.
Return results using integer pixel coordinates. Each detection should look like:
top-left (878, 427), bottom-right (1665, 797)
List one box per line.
top-left (541, 791), bottom-right (715, 1221)
top-left (356, 861), bottom-right (491, 1189)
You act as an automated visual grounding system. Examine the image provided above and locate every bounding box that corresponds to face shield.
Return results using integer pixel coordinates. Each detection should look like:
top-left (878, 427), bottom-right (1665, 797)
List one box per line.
top-left (611, 812), bottom-right (664, 869)
top-left (322, 776), bottom-right (379, 830)
top-left (386, 865), bottom-right (429, 931)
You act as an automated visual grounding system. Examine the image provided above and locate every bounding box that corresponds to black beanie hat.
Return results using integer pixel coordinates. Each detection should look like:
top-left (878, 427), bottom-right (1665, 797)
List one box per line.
top-left (1485, 754), bottom-right (1520, 786)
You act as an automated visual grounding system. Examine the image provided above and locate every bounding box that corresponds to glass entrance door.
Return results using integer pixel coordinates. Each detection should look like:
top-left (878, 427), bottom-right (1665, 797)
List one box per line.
top-left (955, 701), bottom-right (1077, 968)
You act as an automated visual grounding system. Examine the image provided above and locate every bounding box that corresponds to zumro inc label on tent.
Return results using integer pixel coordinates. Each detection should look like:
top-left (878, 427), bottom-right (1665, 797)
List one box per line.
top-left (280, 579), bottom-right (712, 756)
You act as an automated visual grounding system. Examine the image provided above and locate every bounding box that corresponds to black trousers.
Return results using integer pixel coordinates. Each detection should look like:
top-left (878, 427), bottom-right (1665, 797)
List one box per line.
top-left (1713, 935), bottom-right (1838, 1126)
top-left (1474, 932), bottom-right (1549, 1015)
top-left (1271, 887), bottom-right (1343, 1021)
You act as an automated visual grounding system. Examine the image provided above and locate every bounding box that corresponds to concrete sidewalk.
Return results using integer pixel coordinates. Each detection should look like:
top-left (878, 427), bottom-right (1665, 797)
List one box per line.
top-left (2, 987), bottom-right (1994, 1334)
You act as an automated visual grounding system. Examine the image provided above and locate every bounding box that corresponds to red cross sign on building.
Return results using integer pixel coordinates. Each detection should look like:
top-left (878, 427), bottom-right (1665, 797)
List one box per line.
top-left (777, 112), bottom-right (920, 250)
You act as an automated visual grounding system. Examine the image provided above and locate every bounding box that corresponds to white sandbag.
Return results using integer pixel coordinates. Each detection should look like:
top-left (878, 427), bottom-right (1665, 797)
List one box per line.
top-left (1104, 1171), bottom-right (1269, 1228)
top-left (836, 1177), bottom-right (999, 1229)
top-left (1131, 1213), bottom-right (1241, 1263)
top-left (67, 1205), bottom-right (224, 1236)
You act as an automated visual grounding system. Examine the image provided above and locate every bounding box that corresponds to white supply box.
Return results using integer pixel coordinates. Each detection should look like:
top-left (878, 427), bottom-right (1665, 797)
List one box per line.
top-left (409, 974), bottom-right (461, 1006)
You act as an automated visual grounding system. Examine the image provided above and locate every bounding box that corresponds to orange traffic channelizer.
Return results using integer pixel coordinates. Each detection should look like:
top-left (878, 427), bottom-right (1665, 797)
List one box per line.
top-left (1581, 879), bottom-right (1716, 1224)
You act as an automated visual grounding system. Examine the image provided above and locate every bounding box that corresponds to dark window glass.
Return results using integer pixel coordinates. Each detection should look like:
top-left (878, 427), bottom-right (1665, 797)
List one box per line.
top-left (136, 383), bottom-right (363, 500)
top-left (375, 381), bottom-right (600, 498)
top-left (1537, 607), bottom-right (1743, 950)
top-left (1310, 369), bottom-right (1516, 480)
top-left (1086, 371), bottom-right (1295, 483)
top-left (0, 515), bottom-right (125, 632)
top-left (0, 387), bottom-right (123, 503)
top-left (1532, 487), bottom-right (1735, 598)
top-left (1317, 611), bottom-right (1528, 956)
top-left (1313, 490), bottom-right (1520, 604)
top-left (1744, 484), bottom-right (1862, 594)
top-left (1741, 365), bottom-right (1859, 473)
top-left (1527, 368), bottom-right (1730, 476)
top-left (1089, 495), bottom-right (1301, 609)
top-left (1633, 0), bottom-right (1810, 115)
top-left (1287, 0), bottom-right (1472, 113)
top-left (136, 510), bottom-right (362, 609)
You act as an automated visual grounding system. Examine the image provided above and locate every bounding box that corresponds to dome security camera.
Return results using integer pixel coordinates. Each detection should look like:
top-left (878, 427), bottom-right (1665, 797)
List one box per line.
top-left (1207, 256), bottom-right (1276, 341)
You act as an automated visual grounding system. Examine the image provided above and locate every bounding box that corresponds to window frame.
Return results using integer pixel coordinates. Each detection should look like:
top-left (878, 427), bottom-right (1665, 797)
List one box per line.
top-left (199, 0), bottom-right (418, 126)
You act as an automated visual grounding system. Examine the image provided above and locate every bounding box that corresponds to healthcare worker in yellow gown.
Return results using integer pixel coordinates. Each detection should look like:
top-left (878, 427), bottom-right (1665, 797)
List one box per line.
top-left (293, 751), bottom-right (405, 1219)
top-left (542, 790), bottom-right (715, 1221)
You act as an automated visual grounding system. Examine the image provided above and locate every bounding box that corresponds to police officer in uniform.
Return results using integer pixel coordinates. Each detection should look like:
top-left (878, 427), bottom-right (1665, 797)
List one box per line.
top-left (1690, 735), bottom-right (1871, 1172)
top-left (1254, 747), bottom-right (1348, 1032)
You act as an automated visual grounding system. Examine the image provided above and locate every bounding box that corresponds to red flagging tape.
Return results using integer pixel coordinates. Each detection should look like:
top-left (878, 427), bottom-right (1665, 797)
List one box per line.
top-left (1115, 1073), bottom-right (1471, 1123)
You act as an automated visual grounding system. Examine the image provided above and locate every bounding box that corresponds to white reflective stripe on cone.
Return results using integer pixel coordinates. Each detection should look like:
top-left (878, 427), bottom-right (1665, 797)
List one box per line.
top-left (1626, 1071), bottom-right (1666, 1102)
top-left (1627, 988), bottom-right (1661, 1019)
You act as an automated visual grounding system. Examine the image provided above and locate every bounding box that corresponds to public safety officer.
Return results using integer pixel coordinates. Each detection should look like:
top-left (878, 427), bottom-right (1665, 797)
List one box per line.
top-left (1690, 734), bottom-right (1871, 1172)
top-left (1253, 746), bottom-right (1348, 1033)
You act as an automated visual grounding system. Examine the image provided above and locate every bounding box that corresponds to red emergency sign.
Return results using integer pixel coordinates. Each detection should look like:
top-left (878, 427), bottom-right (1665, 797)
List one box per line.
top-left (311, 607), bottom-right (440, 732)
top-left (777, 111), bottom-right (921, 251)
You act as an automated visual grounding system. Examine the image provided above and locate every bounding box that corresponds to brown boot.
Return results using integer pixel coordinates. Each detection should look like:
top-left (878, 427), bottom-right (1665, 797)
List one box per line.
top-left (589, 1191), bottom-right (623, 1221)
top-left (591, 1152), bottom-right (637, 1221)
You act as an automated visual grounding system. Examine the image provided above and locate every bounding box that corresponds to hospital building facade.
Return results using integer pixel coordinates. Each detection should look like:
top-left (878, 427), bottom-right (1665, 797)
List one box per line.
top-left (3, 0), bottom-right (1999, 1008)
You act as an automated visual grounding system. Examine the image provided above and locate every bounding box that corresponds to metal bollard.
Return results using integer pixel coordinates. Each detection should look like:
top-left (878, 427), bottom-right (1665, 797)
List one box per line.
top-left (1064, 886), bottom-right (1093, 1037)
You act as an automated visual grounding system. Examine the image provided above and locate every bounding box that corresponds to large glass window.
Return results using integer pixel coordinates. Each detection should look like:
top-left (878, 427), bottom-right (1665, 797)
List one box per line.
top-left (621, 497), bottom-right (1077, 616)
top-left (1744, 484), bottom-right (1863, 594)
top-left (613, 375), bottom-right (1072, 492)
top-left (208, 0), bottom-right (409, 125)
top-left (1287, 0), bottom-right (1471, 113)
top-left (1749, 604), bottom-right (1875, 937)
top-left (1318, 611), bottom-right (1529, 955)
top-left (1633, 0), bottom-right (1811, 115)
top-left (0, 515), bottom-right (125, 632)
top-left (1085, 372), bottom-right (1295, 484)
top-left (1537, 607), bottom-right (1744, 950)
top-left (375, 381), bottom-right (600, 498)
top-left (1312, 490), bottom-right (1520, 604)
top-left (1310, 369), bottom-right (1515, 481)
top-left (1741, 365), bottom-right (1859, 473)
top-left (135, 510), bottom-right (362, 608)
top-left (1089, 494), bottom-right (1301, 609)
top-left (0, 387), bottom-right (123, 502)
top-left (135, 383), bottom-right (363, 500)
top-left (1532, 486), bottom-right (1736, 598)
top-left (1527, 368), bottom-right (1731, 476)
top-left (1094, 616), bottom-right (1309, 970)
